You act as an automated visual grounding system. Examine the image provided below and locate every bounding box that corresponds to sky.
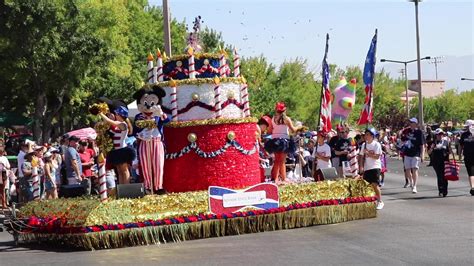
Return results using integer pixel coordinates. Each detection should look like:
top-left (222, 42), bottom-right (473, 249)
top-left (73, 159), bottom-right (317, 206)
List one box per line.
top-left (149, 0), bottom-right (473, 90)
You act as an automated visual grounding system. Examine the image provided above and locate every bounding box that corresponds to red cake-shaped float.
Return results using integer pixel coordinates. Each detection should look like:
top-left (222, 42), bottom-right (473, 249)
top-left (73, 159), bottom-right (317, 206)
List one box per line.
top-left (144, 48), bottom-right (260, 192)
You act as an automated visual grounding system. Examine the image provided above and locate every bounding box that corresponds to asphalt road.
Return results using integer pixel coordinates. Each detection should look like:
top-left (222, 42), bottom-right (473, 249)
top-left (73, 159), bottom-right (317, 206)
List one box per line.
top-left (1, 158), bottom-right (473, 266)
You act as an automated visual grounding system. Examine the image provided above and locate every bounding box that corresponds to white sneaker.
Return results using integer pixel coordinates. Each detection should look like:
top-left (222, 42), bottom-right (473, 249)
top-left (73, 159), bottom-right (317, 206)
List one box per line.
top-left (412, 186), bottom-right (417, 193)
top-left (376, 201), bottom-right (384, 210)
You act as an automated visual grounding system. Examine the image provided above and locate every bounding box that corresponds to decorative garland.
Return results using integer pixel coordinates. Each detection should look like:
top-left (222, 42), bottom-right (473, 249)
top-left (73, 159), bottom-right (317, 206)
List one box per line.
top-left (176, 100), bottom-right (215, 114)
top-left (165, 117), bottom-right (257, 128)
top-left (221, 98), bottom-right (244, 110)
top-left (23, 196), bottom-right (377, 235)
top-left (135, 119), bottom-right (157, 129)
top-left (165, 140), bottom-right (258, 159)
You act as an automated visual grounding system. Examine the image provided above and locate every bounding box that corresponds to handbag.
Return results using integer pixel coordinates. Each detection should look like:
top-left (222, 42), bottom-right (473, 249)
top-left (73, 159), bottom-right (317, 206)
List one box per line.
top-left (444, 159), bottom-right (460, 181)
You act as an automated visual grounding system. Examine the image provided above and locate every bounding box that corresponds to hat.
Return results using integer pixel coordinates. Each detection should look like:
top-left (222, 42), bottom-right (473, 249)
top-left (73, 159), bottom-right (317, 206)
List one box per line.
top-left (336, 124), bottom-right (345, 132)
top-left (275, 102), bottom-right (286, 112)
top-left (464, 119), bottom-right (474, 127)
top-left (49, 147), bottom-right (60, 153)
top-left (69, 135), bottom-right (80, 142)
top-left (365, 127), bottom-right (378, 137)
top-left (34, 145), bottom-right (44, 151)
top-left (43, 152), bottom-right (52, 158)
top-left (434, 128), bottom-right (445, 135)
top-left (317, 131), bottom-right (328, 138)
top-left (259, 115), bottom-right (272, 127)
top-left (409, 117), bottom-right (418, 124)
top-left (114, 106), bottom-right (129, 118)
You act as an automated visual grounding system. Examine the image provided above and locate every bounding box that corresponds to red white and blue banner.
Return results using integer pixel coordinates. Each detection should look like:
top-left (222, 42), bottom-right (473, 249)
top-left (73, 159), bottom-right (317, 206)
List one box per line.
top-left (358, 29), bottom-right (378, 125)
top-left (208, 183), bottom-right (279, 214)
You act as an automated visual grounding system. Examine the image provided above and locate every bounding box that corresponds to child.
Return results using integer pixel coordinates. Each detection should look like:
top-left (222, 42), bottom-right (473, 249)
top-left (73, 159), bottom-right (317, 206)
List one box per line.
top-left (359, 127), bottom-right (384, 210)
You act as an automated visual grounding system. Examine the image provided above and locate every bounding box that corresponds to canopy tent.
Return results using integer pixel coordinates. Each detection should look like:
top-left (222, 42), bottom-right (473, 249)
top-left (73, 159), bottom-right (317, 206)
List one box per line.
top-left (67, 127), bottom-right (97, 140)
top-left (127, 101), bottom-right (140, 118)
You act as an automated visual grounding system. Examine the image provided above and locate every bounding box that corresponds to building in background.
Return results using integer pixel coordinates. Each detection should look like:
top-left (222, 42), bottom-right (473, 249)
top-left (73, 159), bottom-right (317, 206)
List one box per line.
top-left (400, 80), bottom-right (445, 104)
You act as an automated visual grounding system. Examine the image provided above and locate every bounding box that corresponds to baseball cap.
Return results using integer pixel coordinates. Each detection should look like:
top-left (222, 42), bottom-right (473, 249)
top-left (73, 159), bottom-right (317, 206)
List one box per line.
top-left (275, 102), bottom-right (286, 112)
top-left (43, 152), bottom-right (52, 158)
top-left (365, 127), bottom-right (378, 137)
top-left (434, 128), bottom-right (445, 135)
top-left (317, 131), bottom-right (328, 138)
top-left (409, 117), bottom-right (418, 124)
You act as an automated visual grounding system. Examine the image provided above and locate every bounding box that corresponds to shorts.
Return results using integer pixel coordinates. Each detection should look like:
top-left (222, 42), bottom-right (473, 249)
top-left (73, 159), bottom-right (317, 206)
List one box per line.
top-left (363, 169), bottom-right (381, 184)
top-left (45, 179), bottom-right (56, 191)
top-left (404, 156), bottom-right (420, 169)
top-left (106, 171), bottom-right (116, 189)
top-left (465, 158), bottom-right (474, 176)
top-left (331, 157), bottom-right (340, 168)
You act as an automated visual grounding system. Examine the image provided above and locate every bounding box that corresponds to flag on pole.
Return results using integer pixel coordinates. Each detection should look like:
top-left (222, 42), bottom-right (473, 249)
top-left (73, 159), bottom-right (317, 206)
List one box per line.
top-left (319, 34), bottom-right (332, 132)
top-left (358, 29), bottom-right (378, 126)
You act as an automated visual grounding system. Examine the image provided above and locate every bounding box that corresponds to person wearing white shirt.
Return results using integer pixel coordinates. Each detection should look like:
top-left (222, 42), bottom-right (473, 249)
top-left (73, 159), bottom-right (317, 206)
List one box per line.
top-left (312, 131), bottom-right (332, 181)
top-left (359, 128), bottom-right (384, 210)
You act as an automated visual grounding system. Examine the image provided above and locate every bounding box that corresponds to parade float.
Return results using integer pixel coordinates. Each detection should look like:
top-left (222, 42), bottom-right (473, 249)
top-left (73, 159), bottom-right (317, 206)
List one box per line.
top-left (13, 20), bottom-right (377, 250)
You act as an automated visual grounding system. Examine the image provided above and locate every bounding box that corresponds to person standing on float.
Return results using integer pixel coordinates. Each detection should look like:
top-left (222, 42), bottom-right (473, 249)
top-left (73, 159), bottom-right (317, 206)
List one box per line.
top-left (133, 86), bottom-right (170, 194)
top-left (264, 102), bottom-right (300, 185)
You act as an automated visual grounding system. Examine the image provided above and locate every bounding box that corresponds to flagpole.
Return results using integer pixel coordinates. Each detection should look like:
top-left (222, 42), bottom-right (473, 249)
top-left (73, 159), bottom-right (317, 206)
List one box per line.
top-left (317, 33), bottom-right (329, 131)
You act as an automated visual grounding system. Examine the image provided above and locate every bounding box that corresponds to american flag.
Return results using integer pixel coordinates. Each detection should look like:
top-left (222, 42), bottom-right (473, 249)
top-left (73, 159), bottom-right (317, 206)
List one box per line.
top-left (358, 30), bottom-right (378, 125)
top-left (319, 34), bottom-right (332, 132)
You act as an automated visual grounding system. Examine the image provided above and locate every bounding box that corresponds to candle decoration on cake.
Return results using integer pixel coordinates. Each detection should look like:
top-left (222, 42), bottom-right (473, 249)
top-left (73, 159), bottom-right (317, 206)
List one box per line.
top-left (233, 48), bottom-right (240, 77)
top-left (156, 49), bottom-right (164, 82)
top-left (98, 154), bottom-right (108, 202)
top-left (240, 76), bottom-right (251, 117)
top-left (218, 45), bottom-right (228, 77)
top-left (188, 47), bottom-right (196, 79)
top-left (213, 77), bottom-right (222, 118)
top-left (147, 52), bottom-right (154, 84)
top-left (170, 78), bottom-right (178, 121)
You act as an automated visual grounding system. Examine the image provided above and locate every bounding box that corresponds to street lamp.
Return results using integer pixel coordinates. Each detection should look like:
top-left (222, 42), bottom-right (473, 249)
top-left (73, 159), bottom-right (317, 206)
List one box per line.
top-left (380, 56), bottom-right (431, 118)
top-left (461, 78), bottom-right (474, 81)
top-left (409, 0), bottom-right (424, 127)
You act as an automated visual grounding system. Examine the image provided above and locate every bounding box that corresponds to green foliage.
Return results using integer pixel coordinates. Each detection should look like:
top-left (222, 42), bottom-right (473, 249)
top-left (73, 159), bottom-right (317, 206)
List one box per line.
top-left (418, 89), bottom-right (474, 127)
top-left (0, 0), bottom-right (188, 141)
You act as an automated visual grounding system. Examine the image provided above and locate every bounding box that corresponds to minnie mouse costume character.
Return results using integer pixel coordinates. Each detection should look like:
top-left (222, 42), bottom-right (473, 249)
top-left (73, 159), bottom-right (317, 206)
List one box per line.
top-left (133, 85), bottom-right (170, 194)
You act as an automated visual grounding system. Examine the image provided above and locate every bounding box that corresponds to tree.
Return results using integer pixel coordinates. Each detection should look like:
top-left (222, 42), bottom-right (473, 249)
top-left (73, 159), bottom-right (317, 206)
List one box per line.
top-left (0, 0), bottom-right (108, 143)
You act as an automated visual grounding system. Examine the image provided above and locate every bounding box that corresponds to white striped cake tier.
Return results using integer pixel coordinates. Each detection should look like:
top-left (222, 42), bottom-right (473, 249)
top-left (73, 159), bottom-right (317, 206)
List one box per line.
top-left (156, 77), bottom-right (250, 122)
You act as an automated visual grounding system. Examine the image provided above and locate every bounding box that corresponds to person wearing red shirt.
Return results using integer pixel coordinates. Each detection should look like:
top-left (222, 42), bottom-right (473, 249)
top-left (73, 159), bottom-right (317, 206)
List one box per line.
top-left (78, 141), bottom-right (95, 178)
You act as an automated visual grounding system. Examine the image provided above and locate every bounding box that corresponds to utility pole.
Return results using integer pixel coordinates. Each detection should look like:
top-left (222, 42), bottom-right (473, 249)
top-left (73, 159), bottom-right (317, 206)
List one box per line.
top-left (429, 56), bottom-right (444, 80)
top-left (409, 0), bottom-right (424, 127)
top-left (163, 0), bottom-right (172, 56)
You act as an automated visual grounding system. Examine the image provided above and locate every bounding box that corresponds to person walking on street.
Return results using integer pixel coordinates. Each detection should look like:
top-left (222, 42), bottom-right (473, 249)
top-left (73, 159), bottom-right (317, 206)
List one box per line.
top-left (428, 128), bottom-right (451, 197)
top-left (402, 118), bottom-right (426, 193)
top-left (359, 127), bottom-right (384, 210)
top-left (459, 119), bottom-right (474, 196)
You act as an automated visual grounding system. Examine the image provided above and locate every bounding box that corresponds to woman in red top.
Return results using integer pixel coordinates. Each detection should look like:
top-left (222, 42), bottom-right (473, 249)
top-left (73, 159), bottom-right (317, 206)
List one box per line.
top-left (78, 141), bottom-right (95, 178)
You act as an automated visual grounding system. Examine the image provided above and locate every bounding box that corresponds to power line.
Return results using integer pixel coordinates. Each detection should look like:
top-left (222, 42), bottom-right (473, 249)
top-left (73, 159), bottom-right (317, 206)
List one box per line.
top-left (429, 56), bottom-right (444, 80)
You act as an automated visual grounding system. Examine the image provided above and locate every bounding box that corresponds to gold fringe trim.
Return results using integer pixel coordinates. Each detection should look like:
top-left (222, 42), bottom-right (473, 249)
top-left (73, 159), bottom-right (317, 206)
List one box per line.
top-left (149, 77), bottom-right (245, 88)
top-left (164, 52), bottom-right (222, 63)
top-left (19, 202), bottom-right (376, 250)
top-left (166, 117), bottom-right (258, 128)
